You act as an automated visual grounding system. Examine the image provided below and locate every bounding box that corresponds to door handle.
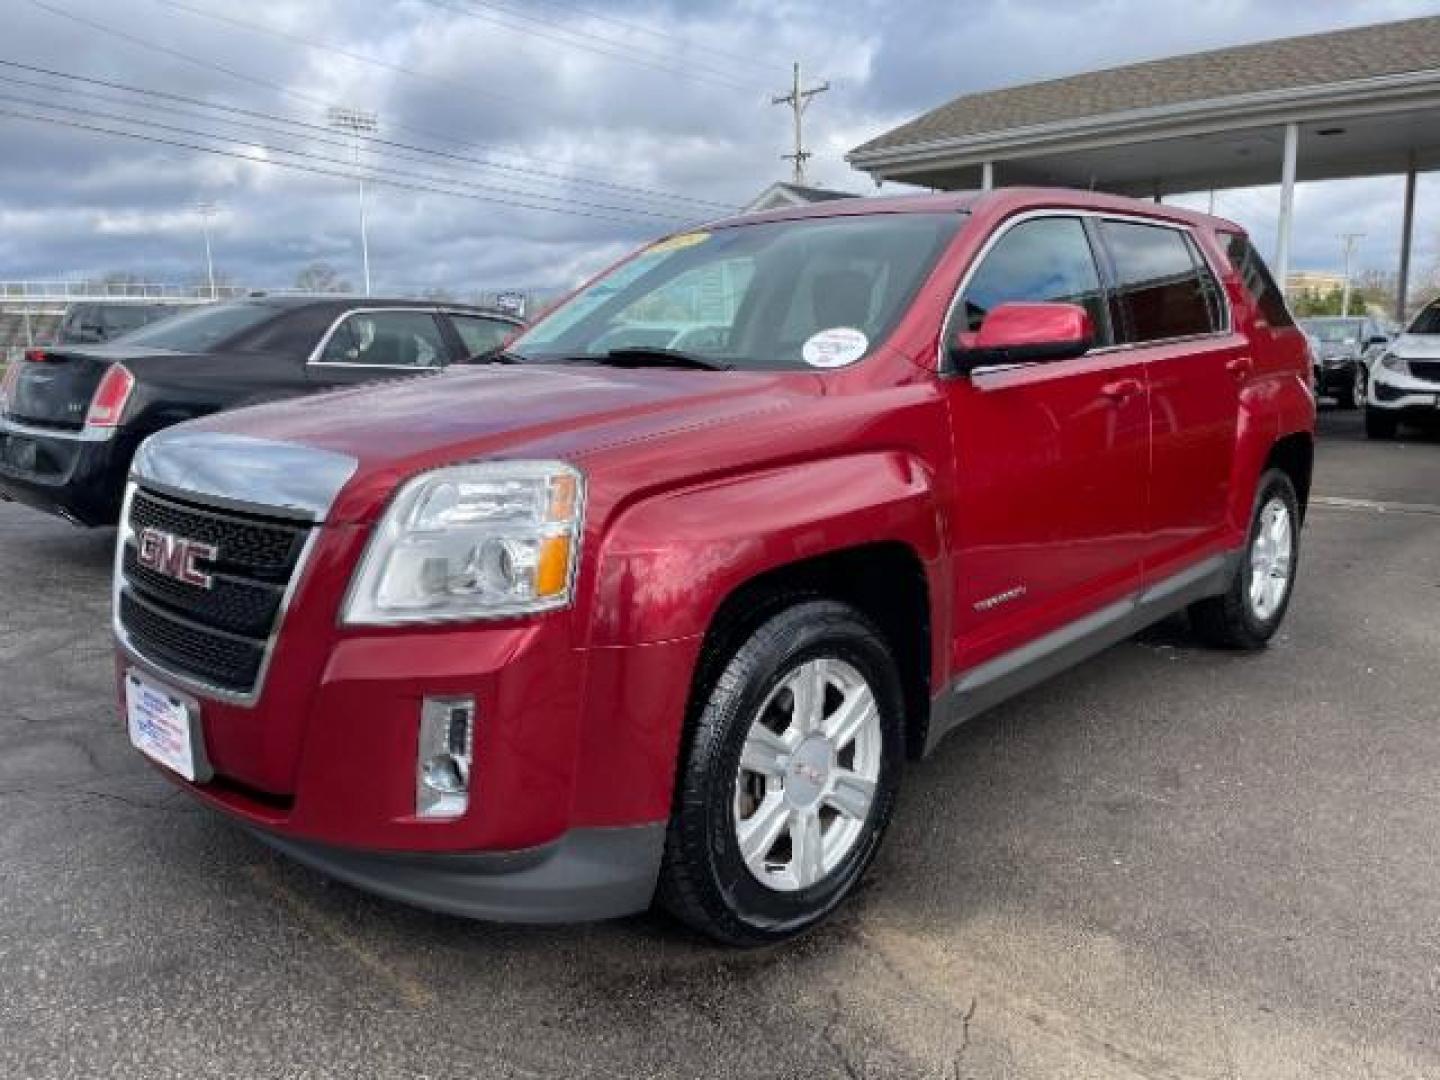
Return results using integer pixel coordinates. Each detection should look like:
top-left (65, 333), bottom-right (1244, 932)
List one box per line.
top-left (1099, 378), bottom-right (1143, 402)
top-left (1226, 356), bottom-right (1253, 380)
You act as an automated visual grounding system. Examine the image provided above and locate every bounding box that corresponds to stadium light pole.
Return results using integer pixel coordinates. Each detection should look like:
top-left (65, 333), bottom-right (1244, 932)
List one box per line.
top-left (327, 106), bottom-right (378, 296)
top-left (194, 200), bottom-right (218, 299)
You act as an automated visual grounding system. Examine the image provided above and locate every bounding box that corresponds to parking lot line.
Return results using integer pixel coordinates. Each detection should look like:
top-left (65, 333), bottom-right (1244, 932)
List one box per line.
top-left (1310, 495), bottom-right (1440, 517)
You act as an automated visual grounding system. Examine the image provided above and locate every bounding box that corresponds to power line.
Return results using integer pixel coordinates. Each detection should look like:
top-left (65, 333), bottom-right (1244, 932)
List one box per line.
top-left (0, 97), bottom-right (695, 226)
top-left (422, 0), bottom-right (765, 91)
top-left (0, 106), bottom-right (687, 227)
top-left (0, 59), bottom-right (736, 213)
top-left (148, 0), bottom-right (537, 110)
top-left (155, 0), bottom-right (760, 97)
top-left (481, 0), bottom-right (789, 74)
top-left (22, 0), bottom-right (700, 191)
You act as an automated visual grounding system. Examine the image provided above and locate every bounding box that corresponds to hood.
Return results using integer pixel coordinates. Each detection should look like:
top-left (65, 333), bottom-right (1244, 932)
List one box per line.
top-left (184, 363), bottom-right (814, 518)
top-left (1389, 333), bottom-right (1440, 359)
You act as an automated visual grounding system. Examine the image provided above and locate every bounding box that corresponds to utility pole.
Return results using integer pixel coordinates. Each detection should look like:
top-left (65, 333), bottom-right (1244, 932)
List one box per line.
top-left (328, 106), bottom-right (378, 296)
top-left (1338, 232), bottom-right (1364, 317)
top-left (194, 201), bottom-right (218, 300)
top-left (771, 62), bottom-right (829, 185)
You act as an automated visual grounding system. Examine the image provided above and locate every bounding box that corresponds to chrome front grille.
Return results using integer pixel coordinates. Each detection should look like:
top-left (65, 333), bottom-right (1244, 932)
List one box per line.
top-left (115, 485), bottom-right (315, 700)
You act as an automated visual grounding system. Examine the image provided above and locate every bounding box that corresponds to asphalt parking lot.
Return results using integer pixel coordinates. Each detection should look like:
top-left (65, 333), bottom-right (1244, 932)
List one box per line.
top-left (1, 407), bottom-right (1437, 1080)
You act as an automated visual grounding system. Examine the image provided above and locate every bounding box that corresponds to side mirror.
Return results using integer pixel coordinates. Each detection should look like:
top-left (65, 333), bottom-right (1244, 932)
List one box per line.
top-left (948, 302), bottom-right (1094, 375)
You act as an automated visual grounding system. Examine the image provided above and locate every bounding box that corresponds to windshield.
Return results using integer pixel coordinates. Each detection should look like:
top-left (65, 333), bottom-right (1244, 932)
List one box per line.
top-left (116, 302), bottom-right (276, 352)
top-left (1301, 318), bottom-right (1364, 344)
top-left (508, 212), bottom-right (963, 371)
top-left (1409, 304), bottom-right (1440, 335)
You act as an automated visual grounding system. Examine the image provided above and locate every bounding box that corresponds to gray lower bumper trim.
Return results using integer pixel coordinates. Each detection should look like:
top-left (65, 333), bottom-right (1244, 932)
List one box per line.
top-left (247, 823), bottom-right (666, 924)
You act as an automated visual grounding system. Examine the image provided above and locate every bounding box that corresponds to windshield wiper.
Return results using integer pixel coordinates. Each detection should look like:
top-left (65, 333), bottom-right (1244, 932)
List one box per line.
top-left (467, 348), bottom-right (524, 365)
top-left (581, 347), bottom-right (733, 372)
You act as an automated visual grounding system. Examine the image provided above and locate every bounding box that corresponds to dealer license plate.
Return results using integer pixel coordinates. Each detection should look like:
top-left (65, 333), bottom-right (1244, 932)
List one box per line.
top-left (126, 671), bottom-right (201, 781)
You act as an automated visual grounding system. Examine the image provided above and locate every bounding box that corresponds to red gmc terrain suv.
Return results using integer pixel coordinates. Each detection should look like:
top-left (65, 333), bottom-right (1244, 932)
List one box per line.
top-left (115, 189), bottom-right (1315, 945)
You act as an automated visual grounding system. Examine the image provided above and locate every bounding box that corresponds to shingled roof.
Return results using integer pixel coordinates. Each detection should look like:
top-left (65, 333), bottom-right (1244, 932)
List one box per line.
top-left (852, 16), bottom-right (1440, 157)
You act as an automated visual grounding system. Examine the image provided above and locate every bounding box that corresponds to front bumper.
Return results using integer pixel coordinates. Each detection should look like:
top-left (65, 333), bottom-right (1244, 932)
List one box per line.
top-left (249, 822), bottom-right (665, 922)
top-left (0, 416), bottom-right (131, 525)
top-left (1369, 369), bottom-right (1440, 414)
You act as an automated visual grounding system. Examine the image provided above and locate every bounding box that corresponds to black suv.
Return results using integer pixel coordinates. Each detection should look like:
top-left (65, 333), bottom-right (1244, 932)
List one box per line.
top-left (0, 297), bottom-right (522, 525)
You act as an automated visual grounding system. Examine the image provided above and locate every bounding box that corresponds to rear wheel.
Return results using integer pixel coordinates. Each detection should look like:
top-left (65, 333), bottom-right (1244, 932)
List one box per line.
top-left (658, 599), bottom-right (904, 946)
top-left (1189, 469), bottom-right (1299, 650)
top-left (1365, 407), bottom-right (1399, 440)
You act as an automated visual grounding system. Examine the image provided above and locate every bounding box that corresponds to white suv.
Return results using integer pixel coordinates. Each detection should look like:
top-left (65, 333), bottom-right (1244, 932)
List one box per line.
top-left (1360, 300), bottom-right (1440, 439)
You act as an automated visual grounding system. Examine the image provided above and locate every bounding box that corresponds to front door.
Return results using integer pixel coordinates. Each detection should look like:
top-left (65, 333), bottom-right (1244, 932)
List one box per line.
top-left (942, 214), bottom-right (1151, 675)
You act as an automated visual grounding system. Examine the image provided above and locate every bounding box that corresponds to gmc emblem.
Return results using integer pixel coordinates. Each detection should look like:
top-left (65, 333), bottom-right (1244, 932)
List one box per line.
top-left (136, 527), bottom-right (218, 590)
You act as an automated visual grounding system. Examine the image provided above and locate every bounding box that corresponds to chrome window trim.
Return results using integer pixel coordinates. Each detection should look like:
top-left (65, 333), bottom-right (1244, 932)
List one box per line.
top-left (305, 305), bottom-right (451, 371)
top-left (938, 207), bottom-right (1236, 377)
top-left (0, 414), bottom-right (115, 443)
top-left (112, 481), bottom-right (321, 708)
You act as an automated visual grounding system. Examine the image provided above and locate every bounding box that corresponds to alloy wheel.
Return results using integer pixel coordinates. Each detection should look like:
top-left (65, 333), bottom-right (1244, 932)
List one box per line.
top-left (1248, 497), bottom-right (1294, 621)
top-left (732, 658), bottom-right (882, 893)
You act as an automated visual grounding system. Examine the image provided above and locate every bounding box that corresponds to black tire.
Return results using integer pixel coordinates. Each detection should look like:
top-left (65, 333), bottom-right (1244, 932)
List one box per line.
top-left (1365, 407), bottom-right (1399, 440)
top-left (657, 599), bottom-right (905, 946)
top-left (1189, 468), bottom-right (1300, 650)
top-left (1334, 382), bottom-right (1357, 410)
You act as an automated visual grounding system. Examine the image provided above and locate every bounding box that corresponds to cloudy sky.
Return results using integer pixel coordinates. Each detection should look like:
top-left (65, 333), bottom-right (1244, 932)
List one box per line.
top-left (1, 0), bottom-right (1436, 296)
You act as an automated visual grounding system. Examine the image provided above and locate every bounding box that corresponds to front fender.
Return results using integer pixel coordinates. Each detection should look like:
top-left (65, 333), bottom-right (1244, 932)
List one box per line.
top-left (587, 451), bottom-right (942, 647)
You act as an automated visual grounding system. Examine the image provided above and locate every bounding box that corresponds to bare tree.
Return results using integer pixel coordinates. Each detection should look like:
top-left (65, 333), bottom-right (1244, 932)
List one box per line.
top-left (293, 262), bottom-right (353, 294)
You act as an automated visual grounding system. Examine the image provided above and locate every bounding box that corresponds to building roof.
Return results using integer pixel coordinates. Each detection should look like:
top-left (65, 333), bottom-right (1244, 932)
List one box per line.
top-left (744, 181), bottom-right (858, 213)
top-left (853, 16), bottom-right (1440, 157)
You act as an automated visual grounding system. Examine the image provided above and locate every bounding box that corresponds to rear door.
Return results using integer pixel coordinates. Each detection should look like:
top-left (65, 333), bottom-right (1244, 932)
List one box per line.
top-left (1095, 217), bottom-right (1243, 579)
top-left (307, 309), bottom-right (451, 387)
top-left (943, 213), bottom-right (1151, 671)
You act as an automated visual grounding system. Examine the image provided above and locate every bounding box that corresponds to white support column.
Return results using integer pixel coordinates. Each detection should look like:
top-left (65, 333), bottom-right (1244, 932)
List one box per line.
top-left (1274, 122), bottom-right (1299, 289)
top-left (1396, 155), bottom-right (1417, 323)
top-left (980, 160), bottom-right (995, 190)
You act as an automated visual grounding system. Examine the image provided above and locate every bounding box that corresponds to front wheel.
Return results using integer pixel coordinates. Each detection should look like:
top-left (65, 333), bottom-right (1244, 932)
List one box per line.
top-left (658, 599), bottom-right (905, 946)
top-left (1189, 469), bottom-right (1300, 650)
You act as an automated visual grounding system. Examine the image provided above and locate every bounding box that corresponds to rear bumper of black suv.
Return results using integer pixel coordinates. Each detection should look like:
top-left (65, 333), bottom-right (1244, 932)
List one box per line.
top-left (0, 416), bottom-right (134, 525)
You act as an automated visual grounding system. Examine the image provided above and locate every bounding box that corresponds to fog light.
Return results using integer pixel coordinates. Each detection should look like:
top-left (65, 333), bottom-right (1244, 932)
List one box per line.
top-left (417, 696), bottom-right (474, 819)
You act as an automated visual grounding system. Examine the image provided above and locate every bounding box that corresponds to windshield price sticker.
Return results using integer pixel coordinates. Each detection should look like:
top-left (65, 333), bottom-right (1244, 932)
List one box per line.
top-left (803, 327), bottom-right (869, 369)
top-left (648, 231), bottom-right (710, 254)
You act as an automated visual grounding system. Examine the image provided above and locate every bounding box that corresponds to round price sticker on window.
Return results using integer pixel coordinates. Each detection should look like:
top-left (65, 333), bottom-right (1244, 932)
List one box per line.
top-left (802, 327), bottom-right (869, 369)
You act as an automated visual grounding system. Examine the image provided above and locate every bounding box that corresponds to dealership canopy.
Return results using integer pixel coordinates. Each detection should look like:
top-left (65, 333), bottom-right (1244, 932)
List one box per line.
top-left (848, 16), bottom-right (1440, 318)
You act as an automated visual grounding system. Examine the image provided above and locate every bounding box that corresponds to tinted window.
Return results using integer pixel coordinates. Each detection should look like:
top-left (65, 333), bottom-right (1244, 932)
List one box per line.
top-left (449, 314), bottom-right (517, 357)
top-left (1223, 233), bottom-right (1293, 328)
top-left (116, 302), bottom-right (276, 351)
top-left (1301, 318), bottom-right (1365, 344)
top-left (510, 213), bottom-right (962, 372)
top-left (1101, 220), bottom-right (1218, 342)
top-left (956, 216), bottom-right (1108, 339)
top-left (1410, 303), bottom-right (1440, 335)
top-left (102, 305), bottom-right (176, 337)
top-left (319, 310), bottom-right (447, 368)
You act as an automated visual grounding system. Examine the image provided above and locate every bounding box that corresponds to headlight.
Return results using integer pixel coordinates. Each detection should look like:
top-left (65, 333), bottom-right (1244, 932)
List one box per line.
top-left (343, 460), bottom-right (584, 625)
top-left (1379, 351), bottom-right (1406, 374)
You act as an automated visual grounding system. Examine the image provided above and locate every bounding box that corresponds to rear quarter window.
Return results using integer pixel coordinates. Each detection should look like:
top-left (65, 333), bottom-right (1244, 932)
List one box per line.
top-left (1223, 233), bottom-right (1294, 329)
